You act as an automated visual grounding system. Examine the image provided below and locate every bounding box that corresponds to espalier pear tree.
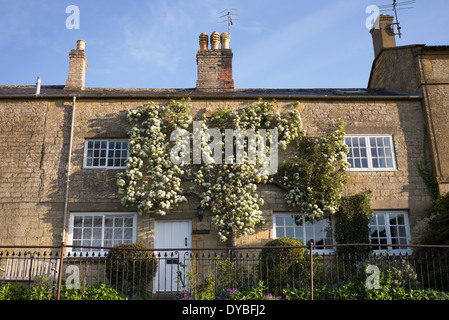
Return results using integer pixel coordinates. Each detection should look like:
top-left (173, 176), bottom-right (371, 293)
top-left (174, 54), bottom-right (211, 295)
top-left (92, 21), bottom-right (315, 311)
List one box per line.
top-left (118, 99), bottom-right (349, 246)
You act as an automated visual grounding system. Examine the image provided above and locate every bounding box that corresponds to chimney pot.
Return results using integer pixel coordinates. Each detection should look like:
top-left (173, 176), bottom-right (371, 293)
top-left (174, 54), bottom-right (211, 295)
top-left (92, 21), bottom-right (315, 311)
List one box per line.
top-left (199, 33), bottom-right (209, 51)
top-left (76, 39), bottom-right (86, 51)
top-left (210, 31), bottom-right (220, 50)
top-left (221, 32), bottom-right (230, 49)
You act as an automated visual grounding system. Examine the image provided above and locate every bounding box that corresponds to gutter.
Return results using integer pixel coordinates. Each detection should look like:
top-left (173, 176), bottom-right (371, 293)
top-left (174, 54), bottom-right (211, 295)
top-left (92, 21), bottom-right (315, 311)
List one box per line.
top-left (0, 93), bottom-right (423, 101)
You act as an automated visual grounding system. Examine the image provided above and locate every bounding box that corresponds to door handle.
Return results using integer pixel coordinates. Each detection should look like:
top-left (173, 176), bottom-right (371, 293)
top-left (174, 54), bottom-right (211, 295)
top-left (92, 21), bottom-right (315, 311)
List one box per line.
top-left (185, 237), bottom-right (188, 247)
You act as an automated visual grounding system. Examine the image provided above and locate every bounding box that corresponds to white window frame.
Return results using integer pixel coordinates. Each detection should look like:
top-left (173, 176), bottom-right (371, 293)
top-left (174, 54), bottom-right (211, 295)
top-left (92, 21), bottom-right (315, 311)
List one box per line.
top-left (83, 139), bottom-right (129, 169)
top-left (273, 213), bottom-right (335, 253)
top-left (68, 212), bottom-right (137, 255)
top-left (345, 135), bottom-right (397, 171)
top-left (369, 210), bottom-right (411, 255)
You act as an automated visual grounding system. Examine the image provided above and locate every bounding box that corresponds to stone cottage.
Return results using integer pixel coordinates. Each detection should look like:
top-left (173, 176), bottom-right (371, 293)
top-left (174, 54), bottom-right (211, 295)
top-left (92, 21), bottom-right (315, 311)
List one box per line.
top-left (0, 14), bottom-right (448, 262)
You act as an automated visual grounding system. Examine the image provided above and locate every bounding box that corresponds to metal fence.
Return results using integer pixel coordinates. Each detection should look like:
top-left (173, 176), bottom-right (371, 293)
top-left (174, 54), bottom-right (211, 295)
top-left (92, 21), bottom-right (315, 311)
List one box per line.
top-left (1, 243), bottom-right (449, 300)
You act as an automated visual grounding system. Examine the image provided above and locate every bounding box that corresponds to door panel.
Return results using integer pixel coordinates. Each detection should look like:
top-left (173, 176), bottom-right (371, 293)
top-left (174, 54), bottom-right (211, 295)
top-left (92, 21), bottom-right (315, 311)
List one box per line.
top-left (154, 220), bottom-right (191, 292)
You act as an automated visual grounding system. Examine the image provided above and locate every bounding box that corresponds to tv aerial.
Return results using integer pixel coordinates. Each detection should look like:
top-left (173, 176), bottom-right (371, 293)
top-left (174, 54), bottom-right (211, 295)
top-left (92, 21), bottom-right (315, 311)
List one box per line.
top-left (377, 0), bottom-right (416, 38)
top-left (220, 9), bottom-right (239, 37)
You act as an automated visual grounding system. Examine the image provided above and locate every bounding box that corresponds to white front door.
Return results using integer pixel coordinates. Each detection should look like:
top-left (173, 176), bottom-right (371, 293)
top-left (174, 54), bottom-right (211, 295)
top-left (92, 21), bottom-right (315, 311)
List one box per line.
top-left (154, 220), bottom-right (192, 292)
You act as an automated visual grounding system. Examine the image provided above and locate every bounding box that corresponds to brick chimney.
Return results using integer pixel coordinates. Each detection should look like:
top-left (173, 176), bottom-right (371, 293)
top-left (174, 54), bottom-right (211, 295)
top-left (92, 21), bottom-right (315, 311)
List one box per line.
top-left (370, 15), bottom-right (396, 58)
top-left (196, 32), bottom-right (234, 91)
top-left (64, 40), bottom-right (88, 91)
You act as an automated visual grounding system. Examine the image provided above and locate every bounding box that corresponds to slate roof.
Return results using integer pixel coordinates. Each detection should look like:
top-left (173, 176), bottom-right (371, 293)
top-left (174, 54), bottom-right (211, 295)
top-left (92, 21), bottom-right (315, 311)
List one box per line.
top-left (0, 85), bottom-right (421, 100)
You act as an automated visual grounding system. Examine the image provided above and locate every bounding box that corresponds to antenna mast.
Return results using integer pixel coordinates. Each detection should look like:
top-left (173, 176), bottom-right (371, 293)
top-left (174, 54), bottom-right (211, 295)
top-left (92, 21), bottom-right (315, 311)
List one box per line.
top-left (220, 8), bottom-right (239, 37)
top-left (378, 0), bottom-right (415, 38)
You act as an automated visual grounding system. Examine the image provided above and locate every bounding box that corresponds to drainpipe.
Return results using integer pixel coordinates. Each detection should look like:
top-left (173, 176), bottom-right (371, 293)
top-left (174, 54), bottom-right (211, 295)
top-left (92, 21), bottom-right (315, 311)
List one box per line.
top-left (62, 95), bottom-right (76, 243)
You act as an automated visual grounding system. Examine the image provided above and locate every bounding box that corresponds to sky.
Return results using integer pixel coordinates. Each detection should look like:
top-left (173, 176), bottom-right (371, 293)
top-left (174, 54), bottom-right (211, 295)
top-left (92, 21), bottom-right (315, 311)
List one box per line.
top-left (0, 0), bottom-right (448, 89)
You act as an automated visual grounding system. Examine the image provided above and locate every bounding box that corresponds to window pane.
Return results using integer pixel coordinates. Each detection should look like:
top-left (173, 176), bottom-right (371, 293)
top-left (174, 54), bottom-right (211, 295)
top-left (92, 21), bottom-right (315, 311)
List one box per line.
top-left (124, 228), bottom-right (133, 240)
top-left (114, 228), bottom-right (123, 240)
top-left (74, 217), bottom-right (83, 227)
top-left (276, 227), bottom-right (284, 238)
top-left (73, 228), bottom-right (82, 239)
top-left (124, 217), bottom-right (133, 227)
top-left (83, 228), bottom-right (92, 239)
top-left (295, 226), bottom-right (303, 239)
top-left (114, 217), bottom-right (124, 227)
top-left (104, 228), bottom-right (113, 240)
top-left (93, 228), bottom-right (102, 240)
top-left (83, 217), bottom-right (92, 227)
top-left (286, 227), bottom-right (294, 238)
top-left (284, 215), bottom-right (294, 226)
top-left (105, 217), bottom-right (113, 227)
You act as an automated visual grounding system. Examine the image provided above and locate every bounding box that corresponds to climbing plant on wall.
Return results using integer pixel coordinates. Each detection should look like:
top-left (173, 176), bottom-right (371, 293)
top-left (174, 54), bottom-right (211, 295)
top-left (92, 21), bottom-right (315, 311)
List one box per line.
top-left (195, 100), bottom-right (303, 243)
top-left (117, 99), bottom-right (350, 244)
top-left (275, 123), bottom-right (350, 219)
top-left (117, 100), bottom-right (192, 215)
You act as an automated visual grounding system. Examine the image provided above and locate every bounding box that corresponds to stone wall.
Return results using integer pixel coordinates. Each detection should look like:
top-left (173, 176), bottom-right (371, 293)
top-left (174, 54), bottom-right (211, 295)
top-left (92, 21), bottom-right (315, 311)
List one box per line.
top-left (0, 96), bottom-right (432, 248)
top-left (0, 100), bottom-right (71, 245)
top-left (369, 45), bottom-right (449, 195)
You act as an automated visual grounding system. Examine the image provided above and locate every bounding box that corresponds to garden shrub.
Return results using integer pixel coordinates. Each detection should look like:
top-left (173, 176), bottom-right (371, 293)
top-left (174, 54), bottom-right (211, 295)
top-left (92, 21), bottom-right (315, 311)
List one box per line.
top-left (411, 193), bottom-right (449, 289)
top-left (417, 193), bottom-right (449, 248)
top-left (260, 237), bottom-right (308, 294)
top-left (60, 283), bottom-right (125, 300)
top-left (0, 282), bottom-right (124, 300)
top-left (283, 271), bottom-right (449, 300)
top-left (334, 192), bottom-right (373, 256)
top-left (105, 242), bottom-right (158, 293)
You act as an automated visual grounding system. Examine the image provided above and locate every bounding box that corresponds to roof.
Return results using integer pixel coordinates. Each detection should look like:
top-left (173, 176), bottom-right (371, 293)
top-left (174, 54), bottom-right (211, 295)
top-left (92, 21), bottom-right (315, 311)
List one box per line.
top-left (0, 85), bottom-right (421, 100)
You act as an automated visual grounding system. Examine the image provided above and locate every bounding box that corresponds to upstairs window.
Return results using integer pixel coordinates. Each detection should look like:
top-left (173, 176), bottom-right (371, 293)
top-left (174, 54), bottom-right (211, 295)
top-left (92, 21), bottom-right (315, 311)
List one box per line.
top-left (345, 135), bottom-right (396, 171)
top-left (84, 140), bottom-right (129, 169)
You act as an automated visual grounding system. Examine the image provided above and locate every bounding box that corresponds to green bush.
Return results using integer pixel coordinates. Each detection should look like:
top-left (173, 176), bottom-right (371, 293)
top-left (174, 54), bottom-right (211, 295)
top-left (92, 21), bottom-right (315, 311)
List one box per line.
top-left (0, 282), bottom-right (124, 300)
top-left (283, 271), bottom-right (449, 300)
top-left (105, 242), bottom-right (158, 293)
top-left (59, 283), bottom-right (125, 300)
top-left (260, 237), bottom-right (308, 294)
top-left (334, 192), bottom-right (373, 255)
top-left (418, 193), bottom-right (449, 248)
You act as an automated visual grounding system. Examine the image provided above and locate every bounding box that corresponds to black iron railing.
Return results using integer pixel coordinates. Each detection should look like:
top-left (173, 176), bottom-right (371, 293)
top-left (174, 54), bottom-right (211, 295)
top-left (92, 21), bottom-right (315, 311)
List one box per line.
top-left (1, 243), bottom-right (448, 300)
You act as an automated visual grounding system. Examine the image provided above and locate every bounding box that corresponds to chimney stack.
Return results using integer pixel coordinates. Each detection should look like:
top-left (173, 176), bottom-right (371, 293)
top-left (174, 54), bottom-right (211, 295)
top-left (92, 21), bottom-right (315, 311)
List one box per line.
top-left (370, 15), bottom-right (396, 58)
top-left (64, 40), bottom-right (88, 91)
top-left (196, 32), bottom-right (234, 91)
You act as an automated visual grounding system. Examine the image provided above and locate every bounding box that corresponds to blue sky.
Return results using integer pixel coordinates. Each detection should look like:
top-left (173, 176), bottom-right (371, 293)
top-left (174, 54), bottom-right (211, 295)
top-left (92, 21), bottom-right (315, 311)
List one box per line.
top-left (1, 0), bottom-right (448, 89)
